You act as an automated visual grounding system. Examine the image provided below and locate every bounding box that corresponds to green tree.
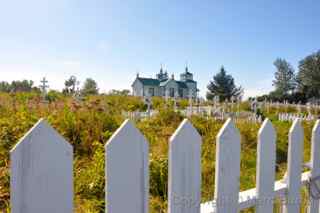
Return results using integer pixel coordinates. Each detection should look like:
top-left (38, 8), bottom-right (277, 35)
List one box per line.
top-left (0, 82), bottom-right (11, 92)
top-left (297, 50), bottom-right (320, 99)
top-left (206, 66), bottom-right (242, 101)
top-left (10, 80), bottom-right (36, 92)
top-left (63, 76), bottom-right (78, 95)
top-left (81, 78), bottom-right (99, 96)
top-left (0, 80), bottom-right (39, 93)
top-left (272, 58), bottom-right (296, 96)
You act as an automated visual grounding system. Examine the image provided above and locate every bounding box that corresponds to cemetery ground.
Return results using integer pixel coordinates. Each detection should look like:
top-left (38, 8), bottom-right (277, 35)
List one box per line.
top-left (0, 92), bottom-right (319, 212)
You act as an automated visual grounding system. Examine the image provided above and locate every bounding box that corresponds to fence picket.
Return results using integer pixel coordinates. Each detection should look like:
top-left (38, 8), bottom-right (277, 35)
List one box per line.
top-left (283, 119), bottom-right (304, 213)
top-left (168, 119), bottom-right (202, 213)
top-left (256, 119), bottom-right (276, 213)
top-left (308, 120), bottom-right (320, 213)
top-left (214, 118), bottom-right (240, 213)
top-left (10, 119), bottom-right (73, 213)
top-left (105, 119), bottom-right (149, 213)
top-left (8, 116), bottom-right (320, 213)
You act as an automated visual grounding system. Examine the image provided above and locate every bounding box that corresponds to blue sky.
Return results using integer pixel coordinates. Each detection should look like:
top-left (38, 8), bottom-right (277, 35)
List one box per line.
top-left (0, 0), bottom-right (319, 98)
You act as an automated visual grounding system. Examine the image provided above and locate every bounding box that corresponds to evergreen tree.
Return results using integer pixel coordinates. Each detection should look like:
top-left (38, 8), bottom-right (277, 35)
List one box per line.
top-left (272, 58), bottom-right (296, 96)
top-left (206, 66), bottom-right (242, 101)
top-left (81, 78), bottom-right (99, 96)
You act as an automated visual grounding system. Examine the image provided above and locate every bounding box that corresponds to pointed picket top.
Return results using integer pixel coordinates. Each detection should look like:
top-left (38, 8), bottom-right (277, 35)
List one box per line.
top-left (10, 118), bottom-right (73, 213)
top-left (106, 119), bottom-right (149, 213)
top-left (106, 119), bottom-right (147, 147)
top-left (11, 118), bottom-right (72, 152)
top-left (215, 118), bottom-right (241, 213)
top-left (258, 118), bottom-right (276, 141)
top-left (256, 119), bottom-right (276, 213)
top-left (289, 118), bottom-right (303, 143)
top-left (170, 118), bottom-right (201, 145)
top-left (168, 119), bottom-right (202, 213)
top-left (216, 118), bottom-right (240, 144)
top-left (284, 118), bottom-right (304, 213)
top-left (308, 120), bottom-right (320, 213)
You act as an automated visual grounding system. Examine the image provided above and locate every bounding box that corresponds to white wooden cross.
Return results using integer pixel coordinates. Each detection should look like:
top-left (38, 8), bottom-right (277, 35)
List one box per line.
top-left (165, 89), bottom-right (170, 102)
top-left (231, 96), bottom-right (235, 112)
top-left (74, 80), bottom-right (83, 102)
top-left (251, 98), bottom-right (258, 114)
top-left (237, 95), bottom-right (242, 112)
top-left (214, 96), bottom-right (219, 111)
top-left (173, 96), bottom-right (177, 111)
top-left (144, 95), bottom-right (152, 115)
top-left (189, 90), bottom-right (193, 115)
top-left (39, 77), bottom-right (49, 102)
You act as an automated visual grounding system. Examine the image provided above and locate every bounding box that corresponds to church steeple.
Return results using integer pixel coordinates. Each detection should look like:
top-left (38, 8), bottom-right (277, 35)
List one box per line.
top-left (185, 61), bottom-right (189, 73)
top-left (156, 64), bottom-right (168, 81)
top-left (180, 64), bottom-right (193, 81)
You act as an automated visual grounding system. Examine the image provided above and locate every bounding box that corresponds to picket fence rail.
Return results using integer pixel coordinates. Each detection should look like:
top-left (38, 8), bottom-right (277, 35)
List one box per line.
top-left (9, 118), bottom-right (320, 213)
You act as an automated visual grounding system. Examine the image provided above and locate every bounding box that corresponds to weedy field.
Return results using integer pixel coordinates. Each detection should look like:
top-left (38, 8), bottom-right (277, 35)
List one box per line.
top-left (0, 92), bottom-right (316, 212)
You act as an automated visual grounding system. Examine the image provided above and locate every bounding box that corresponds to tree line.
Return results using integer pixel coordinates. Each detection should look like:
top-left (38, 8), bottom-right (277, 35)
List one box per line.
top-left (0, 76), bottom-right (131, 97)
top-left (261, 50), bottom-right (320, 103)
top-left (206, 50), bottom-right (320, 103)
top-left (0, 80), bottom-right (39, 93)
top-left (0, 77), bottom-right (100, 97)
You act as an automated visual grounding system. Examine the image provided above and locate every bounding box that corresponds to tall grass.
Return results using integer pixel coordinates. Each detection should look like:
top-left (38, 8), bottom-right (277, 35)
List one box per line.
top-left (0, 93), bottom-right (315, 212)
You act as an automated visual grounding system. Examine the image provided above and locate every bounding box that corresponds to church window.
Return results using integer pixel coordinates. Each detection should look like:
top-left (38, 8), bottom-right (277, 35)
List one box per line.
top-left (169, 88), bottom-right (175, 97)
top-left (148, 87), bottom-right (155, 96)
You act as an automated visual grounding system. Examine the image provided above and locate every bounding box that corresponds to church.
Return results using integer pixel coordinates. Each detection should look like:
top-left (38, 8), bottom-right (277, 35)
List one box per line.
top-left (131, 66), bottom-right (198, 99)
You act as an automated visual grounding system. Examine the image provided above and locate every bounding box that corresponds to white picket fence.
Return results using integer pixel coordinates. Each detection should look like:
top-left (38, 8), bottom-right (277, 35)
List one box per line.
top-left (122, 110), bottom-right (159, 120)
top-left (278, 113), bottom-right (316, 122)
top-left (9, 118), bottom-right (320, 213)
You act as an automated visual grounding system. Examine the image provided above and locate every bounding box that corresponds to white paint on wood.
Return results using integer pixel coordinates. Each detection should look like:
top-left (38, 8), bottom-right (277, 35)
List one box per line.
top-left (283, 119), bottom-right (304, 213)
top-left (308, 120), bottom-right (320, 213)
top-left (10, 119), bottom-right (73, 213)
top-left (201, 171), bottom-right (312, 212)
top-left (256, 119), bottom-right (276, 213)
top-left (168, 119), bottom-right (202, 213)
top-left (214, 118), bottom-right (240, 213)
top-left (105, 119), bottom-right (149, 213)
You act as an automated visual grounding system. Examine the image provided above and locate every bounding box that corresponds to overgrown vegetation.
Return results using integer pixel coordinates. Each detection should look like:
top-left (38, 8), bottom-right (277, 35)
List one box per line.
top-left (0, 92), bottom-right (316, 212)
